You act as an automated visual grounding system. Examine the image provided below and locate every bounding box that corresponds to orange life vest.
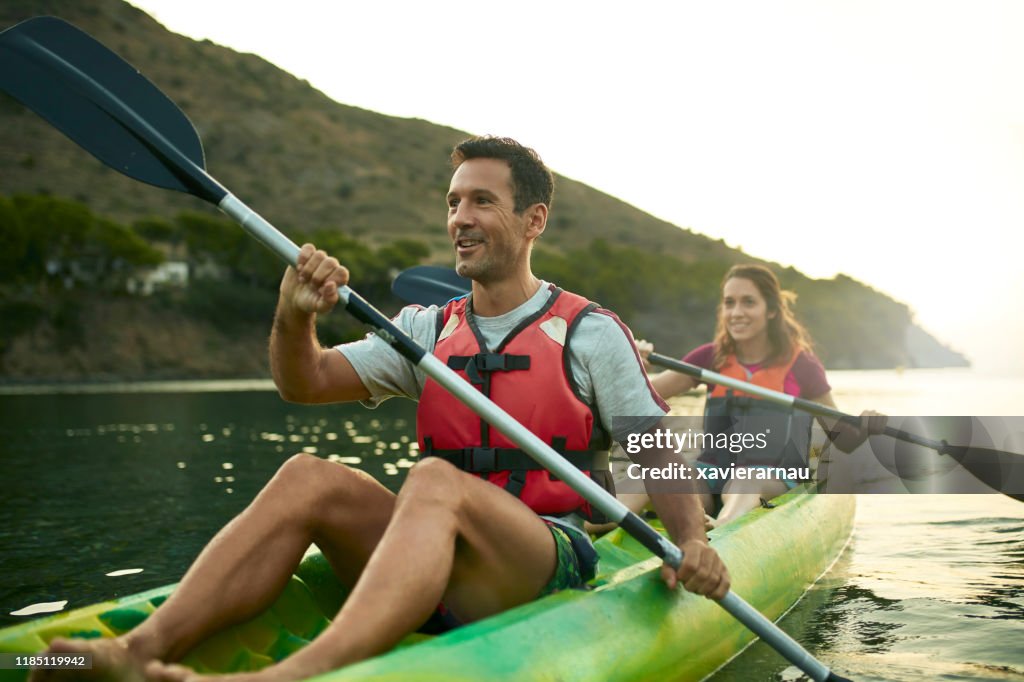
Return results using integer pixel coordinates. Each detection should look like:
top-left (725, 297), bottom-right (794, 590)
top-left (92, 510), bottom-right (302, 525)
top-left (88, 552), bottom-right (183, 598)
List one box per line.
top-left (709, 350), bottom-right (801, 398)
top-left (416, 286), bottom-right (612, 520)
top-left (701, 349), bottom-right (812, 469)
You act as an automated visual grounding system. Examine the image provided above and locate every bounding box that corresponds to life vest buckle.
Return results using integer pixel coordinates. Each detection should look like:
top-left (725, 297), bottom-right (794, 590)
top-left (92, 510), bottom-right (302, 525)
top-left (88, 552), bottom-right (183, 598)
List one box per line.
top-left (448, 353), bottom-right (531, 386)
top-left (479, 353), bottom-right (530, 371)
top-left (468, 447), bottom-right (497, 473)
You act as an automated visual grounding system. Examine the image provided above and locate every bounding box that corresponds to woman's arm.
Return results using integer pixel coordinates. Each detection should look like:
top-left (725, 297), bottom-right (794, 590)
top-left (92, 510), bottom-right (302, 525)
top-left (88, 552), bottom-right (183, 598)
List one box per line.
top-left (635, 339), bottom-right (700, 399)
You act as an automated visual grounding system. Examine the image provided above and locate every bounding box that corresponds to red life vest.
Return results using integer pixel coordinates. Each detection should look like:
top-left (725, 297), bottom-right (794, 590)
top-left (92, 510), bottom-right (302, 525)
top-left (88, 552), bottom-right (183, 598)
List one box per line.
top-left (416, 285), bottom-right (612, 520)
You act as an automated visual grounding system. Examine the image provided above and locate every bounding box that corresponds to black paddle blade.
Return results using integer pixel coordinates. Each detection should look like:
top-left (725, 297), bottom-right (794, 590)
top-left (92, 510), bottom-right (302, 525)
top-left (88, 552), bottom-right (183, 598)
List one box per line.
top-left (0, 16), bottom-right (221, 202)
top-left (942, 444), bottom-right (1024, 501)
top-left (392, 265), bottom-right (470, 307)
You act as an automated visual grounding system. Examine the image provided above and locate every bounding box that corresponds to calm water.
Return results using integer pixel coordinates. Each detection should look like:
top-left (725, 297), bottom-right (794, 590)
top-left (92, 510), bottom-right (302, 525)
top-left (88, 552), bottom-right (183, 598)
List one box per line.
top-left (0, 368), bottom-right (1022, 681)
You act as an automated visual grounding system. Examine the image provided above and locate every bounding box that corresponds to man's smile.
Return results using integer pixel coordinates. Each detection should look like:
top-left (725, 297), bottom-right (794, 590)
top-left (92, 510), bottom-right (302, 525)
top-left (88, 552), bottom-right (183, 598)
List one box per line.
top-left (455, 235), bottom-right (485, 254)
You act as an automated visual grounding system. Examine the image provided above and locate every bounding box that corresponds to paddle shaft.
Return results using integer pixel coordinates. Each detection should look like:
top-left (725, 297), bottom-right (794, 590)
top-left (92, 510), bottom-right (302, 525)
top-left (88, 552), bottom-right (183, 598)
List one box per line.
top-left (650, 352), bottom-right (1023, 503)
top-left (649, 352), bottom-right (956, 453)
top-left (0, 18), bottom-right (848, 681)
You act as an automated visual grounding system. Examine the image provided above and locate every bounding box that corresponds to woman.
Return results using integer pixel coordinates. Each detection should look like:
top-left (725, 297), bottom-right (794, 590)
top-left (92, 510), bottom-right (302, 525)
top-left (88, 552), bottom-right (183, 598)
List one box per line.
top-left (638, 264), bottom-right (885, 529)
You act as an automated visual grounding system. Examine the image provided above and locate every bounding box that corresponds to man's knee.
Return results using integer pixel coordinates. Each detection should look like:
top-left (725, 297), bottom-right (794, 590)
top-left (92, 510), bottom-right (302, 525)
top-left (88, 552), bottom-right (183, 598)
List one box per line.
top-left (400, 457), bottom-right (465, 510)
top-left (271, 453), bottom-right (370, 501)
top-left (407, 456), bottom-right (462, 480)
top-left (277, 452), bottom-right (335, 481)
top-left (268, 454), bottom-right (392, 536)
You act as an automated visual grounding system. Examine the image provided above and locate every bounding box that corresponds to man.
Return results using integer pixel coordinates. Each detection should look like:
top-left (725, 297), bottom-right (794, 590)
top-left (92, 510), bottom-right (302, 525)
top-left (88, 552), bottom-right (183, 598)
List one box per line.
top-left (36, 137), bottom-right (728, 682)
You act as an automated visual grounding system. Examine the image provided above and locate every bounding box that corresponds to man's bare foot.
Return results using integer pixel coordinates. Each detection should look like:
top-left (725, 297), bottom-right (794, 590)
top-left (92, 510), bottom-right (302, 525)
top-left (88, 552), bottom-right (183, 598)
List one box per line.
top-left (27, 637), bottom-right (149, 682)
top-left (145, 662), bottom-right (199, 682)
top-left (145, 660), bottom-right (314, 682)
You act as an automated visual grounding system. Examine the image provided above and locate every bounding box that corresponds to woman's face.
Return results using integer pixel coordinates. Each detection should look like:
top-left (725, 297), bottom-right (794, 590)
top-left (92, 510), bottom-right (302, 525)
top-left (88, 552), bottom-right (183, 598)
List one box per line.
top-left (721, 277), bottom-right (775, 344)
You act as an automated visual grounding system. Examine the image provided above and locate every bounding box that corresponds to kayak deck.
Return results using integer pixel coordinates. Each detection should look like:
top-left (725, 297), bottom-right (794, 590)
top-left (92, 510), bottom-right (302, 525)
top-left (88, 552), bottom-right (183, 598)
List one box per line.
top-left (0, 488), bottom-right (854, 682)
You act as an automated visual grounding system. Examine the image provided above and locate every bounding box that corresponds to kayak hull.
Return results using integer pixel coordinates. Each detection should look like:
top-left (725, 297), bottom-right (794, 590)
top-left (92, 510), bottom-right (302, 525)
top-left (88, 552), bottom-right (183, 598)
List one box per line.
top-left (0, 488), bottom-right (854, 682)
top-left (319, 488), bottom-right (854, 682)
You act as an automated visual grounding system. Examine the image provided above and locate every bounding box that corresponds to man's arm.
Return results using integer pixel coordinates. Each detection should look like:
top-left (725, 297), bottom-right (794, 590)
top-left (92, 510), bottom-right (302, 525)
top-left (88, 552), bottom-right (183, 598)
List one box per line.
top-left (573, 312), bottom-right (730, 598)
top-left (637, 432), bottom-right (731, 600)
top-left (270, 244), bottom-right (371, 404)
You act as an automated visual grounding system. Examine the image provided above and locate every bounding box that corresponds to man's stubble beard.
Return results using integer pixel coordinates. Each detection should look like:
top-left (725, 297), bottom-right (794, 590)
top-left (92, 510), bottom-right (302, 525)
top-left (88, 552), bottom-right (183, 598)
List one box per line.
top-left (456, 245), bottom-right (523, 284)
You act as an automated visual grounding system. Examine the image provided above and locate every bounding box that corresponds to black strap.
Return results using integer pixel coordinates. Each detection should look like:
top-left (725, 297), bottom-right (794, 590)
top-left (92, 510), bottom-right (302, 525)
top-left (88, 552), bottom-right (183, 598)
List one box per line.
top-left (447, 353), bottom-right (530, 386)
top-left (426, 447), bottom-right (609, 474)
top-left (505, 470), bottom-right (528, 498)
top-left (548, 437), bottom-right (567, 481)
top-left (715, 390), bottom-right (799, 414)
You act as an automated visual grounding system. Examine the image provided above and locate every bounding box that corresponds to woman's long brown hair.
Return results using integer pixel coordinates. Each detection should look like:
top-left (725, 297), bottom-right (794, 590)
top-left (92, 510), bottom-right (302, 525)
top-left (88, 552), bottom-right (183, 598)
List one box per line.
top-left (711, 264), bottom-right (813, 369)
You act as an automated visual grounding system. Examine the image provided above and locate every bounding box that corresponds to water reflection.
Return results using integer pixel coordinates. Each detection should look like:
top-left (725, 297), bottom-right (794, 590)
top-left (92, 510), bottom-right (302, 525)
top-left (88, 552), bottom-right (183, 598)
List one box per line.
top-left (710, 495), bottom-right (1024, 681)
top-left (8, 601), bottom-right (67, 617)
top-left (0, 390), bottom-right (418, 625)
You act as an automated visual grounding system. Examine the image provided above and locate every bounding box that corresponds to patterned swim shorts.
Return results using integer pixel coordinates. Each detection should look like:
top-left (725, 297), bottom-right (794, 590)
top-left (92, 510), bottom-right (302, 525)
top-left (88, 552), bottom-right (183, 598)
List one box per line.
top-left (418, 518), bottom-right (596, 634)
top-left (538, 522), bottom-right (587, 597)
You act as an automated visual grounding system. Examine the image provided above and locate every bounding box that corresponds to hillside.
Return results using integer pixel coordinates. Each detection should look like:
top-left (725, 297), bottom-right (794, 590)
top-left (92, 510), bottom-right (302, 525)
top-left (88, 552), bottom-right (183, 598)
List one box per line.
top-left (0, 0), bottom-right (738, 262)
top-left (0, 0), bottom-right (968, 381)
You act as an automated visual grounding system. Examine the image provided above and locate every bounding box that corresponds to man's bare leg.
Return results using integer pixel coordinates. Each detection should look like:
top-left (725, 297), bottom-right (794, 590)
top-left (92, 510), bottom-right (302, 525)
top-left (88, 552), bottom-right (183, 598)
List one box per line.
top-left (30, 455), bottom-right (395, 681)
top-left (147, 457), bottom-right (560, 681)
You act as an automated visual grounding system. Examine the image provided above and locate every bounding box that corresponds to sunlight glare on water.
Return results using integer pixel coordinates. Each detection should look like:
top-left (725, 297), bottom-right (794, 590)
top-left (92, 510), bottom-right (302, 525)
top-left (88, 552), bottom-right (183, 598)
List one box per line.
top-left (709, 369), bottom-right (1024, 681)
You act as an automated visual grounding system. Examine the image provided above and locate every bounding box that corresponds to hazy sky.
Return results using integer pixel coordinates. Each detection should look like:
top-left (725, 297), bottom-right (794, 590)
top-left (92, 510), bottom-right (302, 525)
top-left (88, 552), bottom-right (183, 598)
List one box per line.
top-left (126, 0), bottom-right (1024, 372)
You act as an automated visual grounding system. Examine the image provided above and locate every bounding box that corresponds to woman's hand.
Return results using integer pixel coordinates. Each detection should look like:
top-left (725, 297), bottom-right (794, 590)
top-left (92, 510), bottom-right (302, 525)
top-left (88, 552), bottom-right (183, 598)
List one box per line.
top-left (635, 338), bottom-right (655, 372)
top-left (831, 410), bottom-right (888, 452)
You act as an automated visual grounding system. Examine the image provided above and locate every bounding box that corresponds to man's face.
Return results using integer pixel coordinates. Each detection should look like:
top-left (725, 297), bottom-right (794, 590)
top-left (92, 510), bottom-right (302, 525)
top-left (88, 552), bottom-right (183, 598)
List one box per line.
top-left (446, 158), bottom-right (533, 283)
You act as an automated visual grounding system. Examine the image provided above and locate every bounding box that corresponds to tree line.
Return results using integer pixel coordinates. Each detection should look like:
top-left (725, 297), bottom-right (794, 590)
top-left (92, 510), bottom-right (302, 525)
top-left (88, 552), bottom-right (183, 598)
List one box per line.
top-left (0, 194), bottom-right (431, 354)
top-left (0, 194), bottom-right (915, 371)
top-left (533, 240), bottom-right (914, 369)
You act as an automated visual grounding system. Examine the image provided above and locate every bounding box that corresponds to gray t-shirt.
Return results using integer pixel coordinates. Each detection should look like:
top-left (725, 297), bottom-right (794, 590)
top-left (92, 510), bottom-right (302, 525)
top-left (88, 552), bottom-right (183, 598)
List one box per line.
top-left (336, 282), bottom-right (666, 446)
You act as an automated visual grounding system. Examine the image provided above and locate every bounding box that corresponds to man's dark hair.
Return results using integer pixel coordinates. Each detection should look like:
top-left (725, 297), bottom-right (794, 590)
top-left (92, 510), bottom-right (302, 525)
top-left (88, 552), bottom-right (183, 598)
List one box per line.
top-left (450, 136), bottom-right (554, 213)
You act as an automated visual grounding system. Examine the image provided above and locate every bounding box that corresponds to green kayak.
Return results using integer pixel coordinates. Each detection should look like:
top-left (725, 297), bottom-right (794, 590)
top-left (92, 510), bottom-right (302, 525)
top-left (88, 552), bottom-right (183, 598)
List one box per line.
top-left (0, 488), bottom-right (853, 682)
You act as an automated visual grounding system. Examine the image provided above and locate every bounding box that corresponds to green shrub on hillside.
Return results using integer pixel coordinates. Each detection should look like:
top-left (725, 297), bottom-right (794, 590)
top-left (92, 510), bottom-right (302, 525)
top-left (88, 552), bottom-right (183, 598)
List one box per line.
top-left (1, 194), bottom-right (162, 286)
